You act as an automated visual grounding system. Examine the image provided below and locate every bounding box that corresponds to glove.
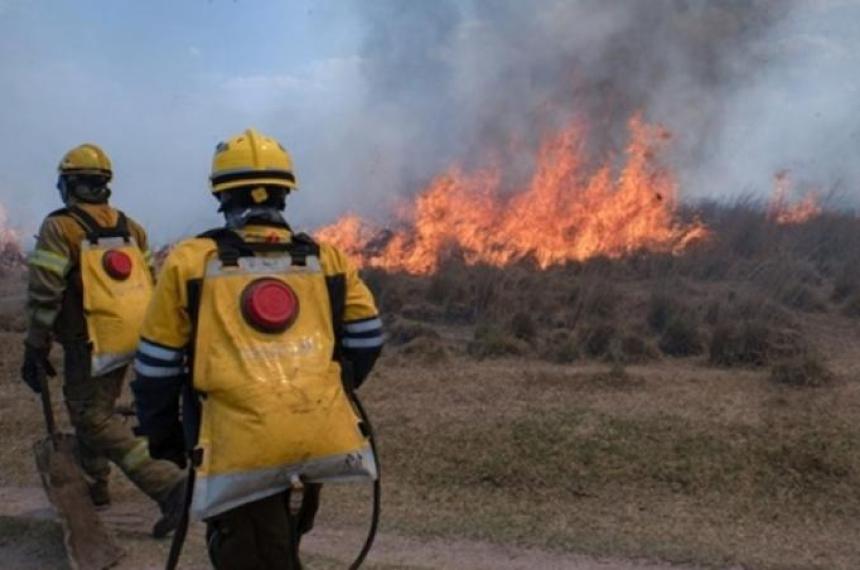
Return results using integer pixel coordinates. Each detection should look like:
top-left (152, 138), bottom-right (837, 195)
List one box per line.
top-left (146, 425), bottom-right (187, 469)
top-left (20, 343), bottom-right (57, 394)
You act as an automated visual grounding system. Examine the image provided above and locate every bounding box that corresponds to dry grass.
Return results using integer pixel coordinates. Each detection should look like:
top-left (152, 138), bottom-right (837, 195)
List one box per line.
top-left (312, 355), bottom-right (860, 570)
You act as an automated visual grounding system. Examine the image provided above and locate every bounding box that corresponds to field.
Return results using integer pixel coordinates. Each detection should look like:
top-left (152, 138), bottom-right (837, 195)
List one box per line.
top-left (1, 204), bottom-right (859, 569)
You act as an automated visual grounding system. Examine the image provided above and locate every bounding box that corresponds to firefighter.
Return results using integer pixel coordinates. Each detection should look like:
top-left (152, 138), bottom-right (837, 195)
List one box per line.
top-left (20, 143), bottom-right (186, 537)
top-left (131, 128), bottom-right (383, 569)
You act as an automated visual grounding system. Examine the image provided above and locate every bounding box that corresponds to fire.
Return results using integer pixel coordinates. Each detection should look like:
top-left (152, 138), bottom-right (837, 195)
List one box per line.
top-left (317, 115), bottom-right (708, 274)
top-left (0, 203), bottom-right (24, 270)
top-left (768, 170), bottom-right (822, 225)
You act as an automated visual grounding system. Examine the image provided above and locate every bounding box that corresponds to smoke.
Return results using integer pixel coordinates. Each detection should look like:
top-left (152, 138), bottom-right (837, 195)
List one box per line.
top-left (0, 202), bottom-right (24, 269)
top-left (344, 0), bottom-right (860, 214)
top-left (2, 1), bottom-right (857, 245)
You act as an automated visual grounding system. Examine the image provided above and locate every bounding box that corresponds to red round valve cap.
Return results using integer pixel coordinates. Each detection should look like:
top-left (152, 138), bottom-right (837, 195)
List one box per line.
top-left (241, 278), bottom-right (299, 333)
top-left (102, 250), bottom-right (133, 280)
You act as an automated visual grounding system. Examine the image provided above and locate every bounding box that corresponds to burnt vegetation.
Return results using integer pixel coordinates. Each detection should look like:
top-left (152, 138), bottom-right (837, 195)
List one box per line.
top-left (370, 202), bottom-right (860, 384)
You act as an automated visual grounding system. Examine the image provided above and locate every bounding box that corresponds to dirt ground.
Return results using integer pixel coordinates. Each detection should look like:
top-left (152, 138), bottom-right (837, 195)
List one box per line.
top-left (0, 486), bottom-right (714, 570)
top-left (1, 267), bottom-right (860, 569)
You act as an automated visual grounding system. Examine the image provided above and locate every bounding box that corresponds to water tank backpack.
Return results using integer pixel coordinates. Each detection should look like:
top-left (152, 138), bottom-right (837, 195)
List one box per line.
top-left (65, 207), bottom-right (153, 376)
top-left (188, 230), bottom-right (377, 520)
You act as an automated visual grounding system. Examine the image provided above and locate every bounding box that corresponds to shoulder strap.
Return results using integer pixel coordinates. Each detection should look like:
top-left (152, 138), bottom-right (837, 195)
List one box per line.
top-left (65, 206), bottom-right (131, 243)
top-left (197, 227), bottom-right (321, 267)
top-left (196, 227), bottom-right (345, 359)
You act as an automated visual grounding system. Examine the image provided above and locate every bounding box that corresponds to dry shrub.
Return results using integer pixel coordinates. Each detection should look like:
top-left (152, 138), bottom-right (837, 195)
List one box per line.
top-left (399, 336), bottom-right (450, 364)
top-left (658, 314), bottom-right (703, 357)
top-left (578, 322), bottom-right (618, 359)
top-left (387, 319), bottom-right (441, 346)
top-left (779, 283), bottom-right (826, 313)
top-left (832, 263), bottom-right (860, 302)
top-left (400, 303), bottom-right (446, 323)
top-left (704, 300), bottom-right (722, 326)
top-left (842, 294), bottom-right (860, 319)
top-left (709, 319), bottom-right (807, 367)
top-left (425, 271), bottom-right (459, 305)
top-left (538, 330), bottom-right (580, 363)
top-left (361, 268), bottom-right (409, 314)
top-left (709, 320), bottom-right (772, 366)
top-left (581, 283), bottom-right (621, 320)
top-left (770, 352), bottom-right (834, 387)
top-left (618, 333), bottom-right (659, 363)
top-left (540, 325), bottom-right (655, 364)
top-left (647, 291), bottom-right (683, 333)
top-left (467, 323), bottom-right (528, 359)
top-left (442, 302), bottom-right (474, 323)
top-left (507, 312), bottom-right (537, 342)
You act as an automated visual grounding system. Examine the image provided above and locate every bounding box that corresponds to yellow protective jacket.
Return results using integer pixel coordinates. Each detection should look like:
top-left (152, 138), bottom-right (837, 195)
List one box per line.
top-left (26, 202), bottom-right (154, 350)
top-left (131, 223), bottom-right (384, 520)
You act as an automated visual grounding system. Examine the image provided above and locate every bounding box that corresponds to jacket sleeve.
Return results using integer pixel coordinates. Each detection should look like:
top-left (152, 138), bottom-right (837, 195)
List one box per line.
top-left (25, 218), bottom-right (72, 348)
top-left (130, 247), bottom-right (192, 460)
top-left (339, 250), bottom-right (384, 389)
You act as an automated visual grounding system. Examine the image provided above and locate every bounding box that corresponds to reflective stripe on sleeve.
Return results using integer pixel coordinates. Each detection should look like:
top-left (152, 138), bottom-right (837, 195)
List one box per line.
top-left (342, 335), bottom-right (385, 349)
top-left (344, 317), bottom-right (383, 334)
top-left (138, 339), bottom-right (184, 363)
top-left (28, 249), bottom-right (70, 275)
top-left (134, 360), bottom-right (184, 378)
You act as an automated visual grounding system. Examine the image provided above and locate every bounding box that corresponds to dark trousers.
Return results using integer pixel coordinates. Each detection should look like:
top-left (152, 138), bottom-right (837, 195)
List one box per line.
top-left (206, 485), bottom-right (321, 570)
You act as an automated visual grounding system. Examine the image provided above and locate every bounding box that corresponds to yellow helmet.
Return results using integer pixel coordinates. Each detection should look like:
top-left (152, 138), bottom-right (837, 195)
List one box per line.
top-left (210, 128), bottom-right (297, 194)
top-left (58, 143), bottom-right (112, 180)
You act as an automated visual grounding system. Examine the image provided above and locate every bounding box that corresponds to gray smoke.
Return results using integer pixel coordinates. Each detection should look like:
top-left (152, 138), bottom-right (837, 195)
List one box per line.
top-left (2, 1), bottom-right (857, 244)
top-left (343, 0), bottom-right (859, 214)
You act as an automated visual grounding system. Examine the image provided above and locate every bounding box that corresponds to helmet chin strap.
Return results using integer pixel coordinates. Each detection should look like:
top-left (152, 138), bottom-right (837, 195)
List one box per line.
top-left (224, 206), bottom-right (287, 229)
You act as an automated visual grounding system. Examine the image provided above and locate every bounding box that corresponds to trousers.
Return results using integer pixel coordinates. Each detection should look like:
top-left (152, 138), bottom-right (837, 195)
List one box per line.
top-left (206, 485), bottom-right (321, 570)
top-left (61, 341), bottom-right (182, 503)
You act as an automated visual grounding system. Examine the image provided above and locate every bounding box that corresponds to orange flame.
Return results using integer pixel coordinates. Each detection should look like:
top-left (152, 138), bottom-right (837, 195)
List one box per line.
top-left (768, 170), bottom-right (822, 225)
top-left (317, 115), bottom-right (708, 274)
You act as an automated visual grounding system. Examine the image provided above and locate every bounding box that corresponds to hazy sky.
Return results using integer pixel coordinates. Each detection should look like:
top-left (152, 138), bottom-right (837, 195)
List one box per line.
top-left (1, 1), bottom-right (858, 246)
top-left (0, 0), bottom-right (368, 243)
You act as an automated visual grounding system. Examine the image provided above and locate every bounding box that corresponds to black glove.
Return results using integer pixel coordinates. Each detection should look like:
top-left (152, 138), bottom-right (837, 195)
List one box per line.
top-left (146, 425), bottom-right (187, 469)
top-left (20, 343), bottom-right (57, 394)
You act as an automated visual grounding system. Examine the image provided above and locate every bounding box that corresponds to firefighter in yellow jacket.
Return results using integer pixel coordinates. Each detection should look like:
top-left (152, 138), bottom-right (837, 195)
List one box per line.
top-left (21, 143), bottom-right (186, 536)
top-left (131, 128), bottom-right (383, 569)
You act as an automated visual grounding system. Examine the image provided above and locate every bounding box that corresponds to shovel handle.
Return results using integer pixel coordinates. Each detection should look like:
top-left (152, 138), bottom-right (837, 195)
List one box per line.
top-left (38, 366), bottom-right (57, 442)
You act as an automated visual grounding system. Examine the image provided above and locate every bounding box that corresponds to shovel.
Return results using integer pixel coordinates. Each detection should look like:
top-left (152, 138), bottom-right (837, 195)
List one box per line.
top-left (33, 362), bottom-right (125, 570)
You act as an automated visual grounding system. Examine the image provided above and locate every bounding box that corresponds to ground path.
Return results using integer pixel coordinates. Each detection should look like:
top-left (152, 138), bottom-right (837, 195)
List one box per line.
top-left (0, 486), bottom-right (725, 570)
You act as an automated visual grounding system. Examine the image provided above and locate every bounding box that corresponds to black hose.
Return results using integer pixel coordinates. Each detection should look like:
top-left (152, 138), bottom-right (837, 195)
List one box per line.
top-left (165, 466), bottom-right (195, 570)
top-left (348, 391), bottom-right (381, 570)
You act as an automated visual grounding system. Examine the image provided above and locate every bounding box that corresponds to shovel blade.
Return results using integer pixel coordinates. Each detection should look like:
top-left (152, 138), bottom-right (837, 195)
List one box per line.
top-left (34, 433), bottom-right (125, 570)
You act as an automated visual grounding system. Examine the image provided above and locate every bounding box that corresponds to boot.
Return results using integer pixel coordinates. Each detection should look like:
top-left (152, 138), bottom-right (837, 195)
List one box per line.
top-left (88, 480), bottom-right (111, 508)
top-left (153, 477), bottom-right (187, 539)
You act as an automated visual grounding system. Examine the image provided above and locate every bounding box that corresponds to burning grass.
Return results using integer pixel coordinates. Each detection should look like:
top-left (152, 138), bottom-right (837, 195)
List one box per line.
top-left (318, 115), bottom-right (708, 274)
top-left (369, 203), bottom-right (857, 379)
